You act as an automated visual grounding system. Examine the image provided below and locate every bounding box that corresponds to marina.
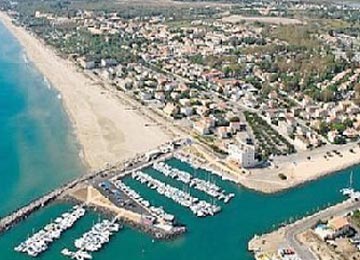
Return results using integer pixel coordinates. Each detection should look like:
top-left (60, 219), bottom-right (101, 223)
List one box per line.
top-left (0, 158), bottom-right (359, 260)
top-left (153, 161), bottom-right (235, 203)
top-left (0, 1), bottom-right (360, 259)
top-left (111, 179), bottom-right (176, 225)
top-left (5, 154), bottom-right (360, 260)
top-left (132, 171), bottom-right (221, 217)
top-left (14, 206), bottom-right (85, 257)
top-left (61, 218), bottom-right (121, 259)
top-left (0, 139), bottom-right (187, 236)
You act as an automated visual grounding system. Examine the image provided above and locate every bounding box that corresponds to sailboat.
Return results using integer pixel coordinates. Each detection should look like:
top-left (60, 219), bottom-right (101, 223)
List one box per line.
top-left (340, 171), bottom-right (354, 196)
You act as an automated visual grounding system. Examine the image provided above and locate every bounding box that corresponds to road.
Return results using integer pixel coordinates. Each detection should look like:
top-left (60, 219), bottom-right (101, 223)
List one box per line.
top-left (285, 199), bottom-right (360, 260)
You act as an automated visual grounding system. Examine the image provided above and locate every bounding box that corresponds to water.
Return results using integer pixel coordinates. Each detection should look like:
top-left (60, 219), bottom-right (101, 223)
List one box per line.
top-left (0, 23), bottom-right (83, 217)
top-left (0, 158), bottom-right (358, 260)
top-left (0, 20), bottom-right (359, 260)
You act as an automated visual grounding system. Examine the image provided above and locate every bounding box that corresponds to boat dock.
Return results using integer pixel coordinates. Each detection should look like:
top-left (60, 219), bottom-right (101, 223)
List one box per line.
top-left (112, 179), bottom-right (176, 224)
top-left (153, 162), bottom-right (235, 203)
top-left (0, 139), bottom-right (188, 236)
top-left (62, 218), bottom-right (121, 259)
top-left (132, 171), bottom-right (221, 217)
top-left (15, 205), bottom-right (85, 257)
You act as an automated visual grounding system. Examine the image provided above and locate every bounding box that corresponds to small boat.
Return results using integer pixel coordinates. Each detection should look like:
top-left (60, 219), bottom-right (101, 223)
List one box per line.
top-left (341, 171), bottom-right (355, 196)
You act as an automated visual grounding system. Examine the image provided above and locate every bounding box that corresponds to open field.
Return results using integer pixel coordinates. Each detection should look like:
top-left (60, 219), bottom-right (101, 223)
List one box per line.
top-left (222, 15), bottom-right (304, 25)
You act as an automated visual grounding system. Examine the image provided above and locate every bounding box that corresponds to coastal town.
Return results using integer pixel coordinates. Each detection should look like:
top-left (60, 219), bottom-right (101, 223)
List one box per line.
top-left (0, 0), bottom-right (359, 260)
top-left (4, 0), bottom-right (360, 185)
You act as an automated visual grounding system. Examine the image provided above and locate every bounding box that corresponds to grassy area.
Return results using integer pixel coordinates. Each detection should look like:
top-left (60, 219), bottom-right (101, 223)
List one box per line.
top-left (269, 24), bottom-right (321, 50)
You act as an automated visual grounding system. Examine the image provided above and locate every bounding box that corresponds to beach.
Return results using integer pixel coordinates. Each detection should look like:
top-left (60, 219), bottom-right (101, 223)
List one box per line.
top-left (0, 12), bottom-right (170, 171)
top-left (1, 11), bottom-right (360, 195)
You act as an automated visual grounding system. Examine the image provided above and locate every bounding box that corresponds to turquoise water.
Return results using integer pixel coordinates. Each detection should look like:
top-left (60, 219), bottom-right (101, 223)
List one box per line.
top-left (0, 23), bottom-right (83, 216)
top-left (0, 20), bottom-right (360, 260)
top-left (0, 159), bottom-right (358, 260)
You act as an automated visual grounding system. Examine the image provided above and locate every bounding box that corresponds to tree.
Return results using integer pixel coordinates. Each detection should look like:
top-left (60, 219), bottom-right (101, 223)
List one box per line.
top-left (331, 123), bottom-right (346, 134)
top-left (319, 121), bottom-right (329, 136)
top-left (321, 88), bottom-right (335, 102)
top-left (344, 118), bottom-right (354, 128)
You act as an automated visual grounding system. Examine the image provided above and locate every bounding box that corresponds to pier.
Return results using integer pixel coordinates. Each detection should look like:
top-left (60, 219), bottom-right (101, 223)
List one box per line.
top-left (15, 205), bottom-right (86, 257)
top-left (0, 139), bottom-right (188, 236)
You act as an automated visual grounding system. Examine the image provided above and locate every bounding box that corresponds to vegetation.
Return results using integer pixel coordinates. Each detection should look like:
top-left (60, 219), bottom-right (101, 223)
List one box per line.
top-left (244, 111), bottom-right (296, 158)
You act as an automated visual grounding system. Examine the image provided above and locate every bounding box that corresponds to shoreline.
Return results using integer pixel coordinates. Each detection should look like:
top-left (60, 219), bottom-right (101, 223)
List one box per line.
top-left (240, 142), bottom-right (360, 194)
top-left (182, 141), bottom-right (360, 194)
top-left (1, 11), bottom-right (360, 194)
top-left (0, 11), bottom-right (171, 171)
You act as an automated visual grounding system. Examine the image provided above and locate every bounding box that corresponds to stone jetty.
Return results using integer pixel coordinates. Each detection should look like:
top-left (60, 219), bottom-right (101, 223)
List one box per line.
top-left (0, 138), bottom-right (188, 235)
top-left (0, 168), bottom-right (108, 234)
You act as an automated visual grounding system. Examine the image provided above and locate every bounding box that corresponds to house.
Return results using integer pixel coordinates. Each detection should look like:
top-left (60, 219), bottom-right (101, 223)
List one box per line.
top-left (180, 106), bottom-right (193, 117)
top-left (217, 126), bottom-right (231, 139)
top-left (268, 90), bottom-right (278, 100)
top-left (327, 130), bottom-right (339, 143)
top-left (179, 98), bottom-right (191, 107)
top-left (140, 91), bottom-right (153, 101)
top-left (163, 103), bottom-right (179, 117)
top-left (314, 224), bottom-right (334, 241)
top-left (328, 216), bottom-right (351, 238)
top-left (278, 120), bottom-right (294, 136)
top-left (78, 57), bottom-right (96, 69)
top-left (201, 69), bottom-right (225, 81)
top-left (195, 106), bottom-right (209, 117)
top-left (205, 117), bottom-right (216, 128)
top-left (100, 58), bottom-right (118, 67)
top-left (343, 128), bottom-right (358, 139)
top-left (193, 121), bottom-right (211, 135)
top-left (154, 91), bottom-right (166, 102)
top-left (229, 121), bottom-right (241, 134)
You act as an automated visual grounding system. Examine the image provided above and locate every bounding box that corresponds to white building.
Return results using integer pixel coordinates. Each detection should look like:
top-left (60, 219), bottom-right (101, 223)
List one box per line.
top-left (227, 143), bottom-right (257, 168)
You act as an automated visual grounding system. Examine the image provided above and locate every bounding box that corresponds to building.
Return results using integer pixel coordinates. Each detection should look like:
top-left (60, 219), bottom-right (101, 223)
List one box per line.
top-left (193, 121), bottom-right (211, 135)
top-left (227, 142), bottom-right (257, 168)
top-left (278, 120), bottom-right (294, 136)
top-left (78, 57), bottom-right (96, 69)
top-left (328, 216), bottom-right (351, 238)
top-left (163, 103), bottom-right (179, 117)
top-left (217, 126), bottom-right (231, 139)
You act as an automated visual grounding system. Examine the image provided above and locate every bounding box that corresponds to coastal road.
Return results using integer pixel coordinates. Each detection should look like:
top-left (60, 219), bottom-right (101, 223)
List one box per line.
top-left (285, 199), bottom-right (360, 260)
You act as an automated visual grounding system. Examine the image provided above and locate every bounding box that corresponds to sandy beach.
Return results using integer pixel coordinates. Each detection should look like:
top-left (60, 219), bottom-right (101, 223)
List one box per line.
top-left (0, 12), bottom-right (170, 171)
top-left (1, 11), bottom-right (360, 194)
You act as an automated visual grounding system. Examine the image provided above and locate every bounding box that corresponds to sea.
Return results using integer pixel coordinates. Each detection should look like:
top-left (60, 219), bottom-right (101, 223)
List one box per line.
top-left (0, 20), bottom-right (359, 260)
